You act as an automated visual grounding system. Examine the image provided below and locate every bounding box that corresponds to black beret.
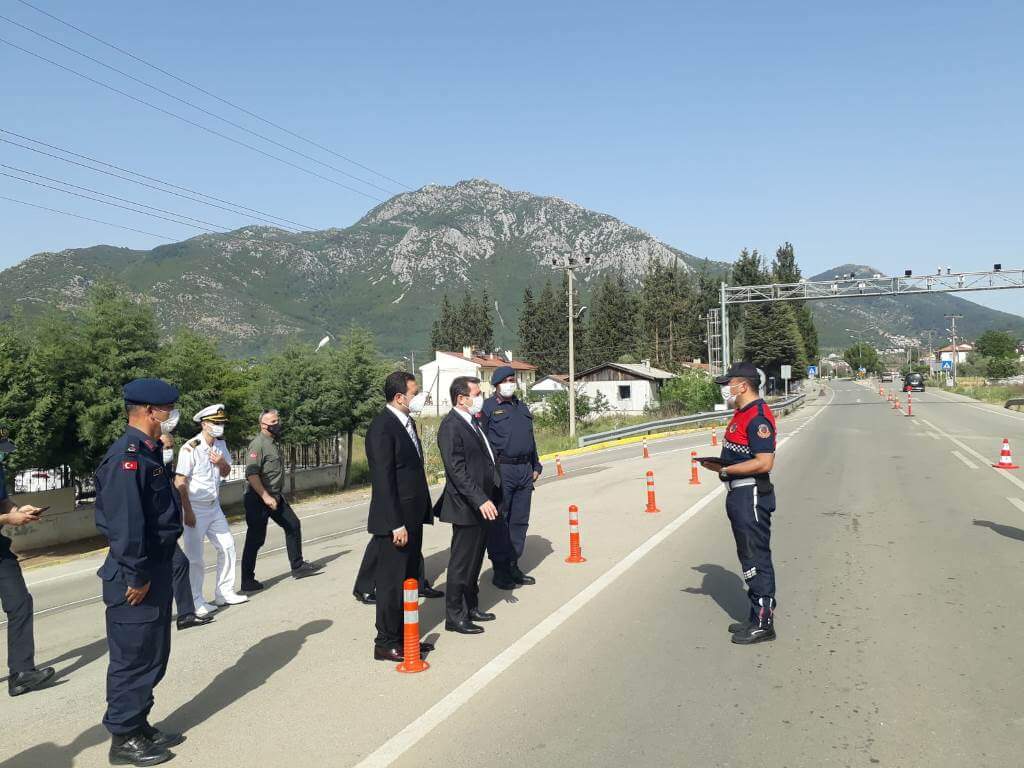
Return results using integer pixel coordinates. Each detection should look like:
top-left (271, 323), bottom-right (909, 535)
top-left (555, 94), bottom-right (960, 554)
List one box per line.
top-left (123, 378), bottom-right (179, 406)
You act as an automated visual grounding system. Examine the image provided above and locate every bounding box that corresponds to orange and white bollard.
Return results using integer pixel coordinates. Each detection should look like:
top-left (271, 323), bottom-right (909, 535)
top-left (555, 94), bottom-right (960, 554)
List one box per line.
top-left (711, 428), bottom-right (718, 447)
top-left (690, 451), bottom-right (702, 486)
top-left (993, 439), bottom-right (1020, 470)
top-left (556, 456), bottom-right (565, 477)
top-left (396, 578), bottom-right (429, 673)
top-left (645, 470), bottom-right (661, 512)
top-left (642, 437), bottom-right (650, 459)
top-left (892, 395), bottom-right (900, 410)
top-left (905, 392), bottom-right (914, 417)
top-left (565, 505), bottom-right (586, 563)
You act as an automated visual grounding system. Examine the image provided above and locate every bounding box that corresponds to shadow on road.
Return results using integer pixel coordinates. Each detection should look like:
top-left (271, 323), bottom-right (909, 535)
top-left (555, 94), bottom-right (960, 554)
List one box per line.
top-left (251, 550), bottom-right (348, 593)
top-left (0, 620), bottom-right (333, 768)
top-left (681, 564), bottom-right (748, 621)
top-left (973, 519), bottom-right (1024, 542)
top-left (0, 635), bottom-right (110, 687)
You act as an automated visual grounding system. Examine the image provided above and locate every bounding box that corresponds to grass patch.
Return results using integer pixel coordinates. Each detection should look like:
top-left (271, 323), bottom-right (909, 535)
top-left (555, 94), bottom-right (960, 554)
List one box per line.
top-left (951, 383), bottom-right (1024, 406)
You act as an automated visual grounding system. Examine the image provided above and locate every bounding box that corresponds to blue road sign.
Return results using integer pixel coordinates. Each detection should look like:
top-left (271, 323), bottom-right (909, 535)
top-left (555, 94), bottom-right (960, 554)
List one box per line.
top-left (858, 367), bottom-right (866, 373)
top-left (941, 360), bottom-right (952, 371)
top-left (808, 365), bottom-right (818, 376)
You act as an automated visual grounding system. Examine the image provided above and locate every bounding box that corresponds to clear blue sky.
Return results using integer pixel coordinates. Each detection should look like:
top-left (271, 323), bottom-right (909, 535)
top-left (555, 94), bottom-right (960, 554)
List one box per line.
top-left (2, 1), bottom-right (1022, 314)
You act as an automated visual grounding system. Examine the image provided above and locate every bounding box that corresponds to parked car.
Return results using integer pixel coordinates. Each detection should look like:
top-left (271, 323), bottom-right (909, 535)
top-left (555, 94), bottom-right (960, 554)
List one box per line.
top-left (880, 372), bottom-right (894, 382)
top-left (903, 372), bottom-right (925, 392)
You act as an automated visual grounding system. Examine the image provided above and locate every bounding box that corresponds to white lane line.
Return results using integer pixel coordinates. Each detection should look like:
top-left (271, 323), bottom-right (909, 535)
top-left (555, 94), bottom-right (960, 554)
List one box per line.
top-left (928, 389), bottom-right (1024, 421)
top-left (952, 451), bottom-right (978, 470)
top-left (1008, 498), bottom-right (1024, 514)
top-left (920, 419), bottom-right (1024, 493)
top-left (353, 387), bottom-right (836, 768)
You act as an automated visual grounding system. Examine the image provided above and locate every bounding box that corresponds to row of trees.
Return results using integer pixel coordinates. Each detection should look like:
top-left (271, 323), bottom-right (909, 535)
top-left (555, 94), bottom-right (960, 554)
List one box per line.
top-left (0, 284), bottom-right (388, 485)
top-left (430, 291), bottom-right (495, 353)
top-left (962, 330), bottom-right (1022, 380)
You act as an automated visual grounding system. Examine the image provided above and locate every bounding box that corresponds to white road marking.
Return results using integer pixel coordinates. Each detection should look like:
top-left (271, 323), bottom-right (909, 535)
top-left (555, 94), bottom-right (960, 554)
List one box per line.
top-left (952, 451), bottom-right (978, 470)
top-left (927, 432), bottom-right (941, 440)
top-left (352, 387), bottom-right (836, 768)
top-left (920, 419), bottom-right (1024, 493)
top-left (1008, 498), bottom-right (1024, 514)
top-left (927, 389), bottom-right (1024, 421)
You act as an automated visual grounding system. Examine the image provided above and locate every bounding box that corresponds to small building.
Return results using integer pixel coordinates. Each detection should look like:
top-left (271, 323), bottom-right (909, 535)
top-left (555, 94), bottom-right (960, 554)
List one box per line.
top-left (938, 343), bottom-right (973, 365)
top-left (575, 360), bottom-right (676, 415)
top-left (419, 347), bottom-right (538, 415)
top-left (530, 374), bottom-right (569, 396)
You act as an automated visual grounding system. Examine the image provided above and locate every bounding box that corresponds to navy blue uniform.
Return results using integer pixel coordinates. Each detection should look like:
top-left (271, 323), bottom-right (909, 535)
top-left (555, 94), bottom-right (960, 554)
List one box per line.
top-left (720, 399), bottom-right (778, 627)
top-left (0, 466), bottom-right (36, 674)
top-left (95, 426), bottom-right (183, 737)
top-left (481, 394), bottom-right (542, 562)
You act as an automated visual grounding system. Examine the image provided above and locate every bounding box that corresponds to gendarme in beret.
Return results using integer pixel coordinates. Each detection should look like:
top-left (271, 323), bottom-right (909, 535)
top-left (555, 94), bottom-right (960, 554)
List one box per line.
top-left (490, 365), bottom-right (516, 386)
top-left (122, 378), bottom-right (179, 406)
top-left (193, 404), bottom-right (228, 423)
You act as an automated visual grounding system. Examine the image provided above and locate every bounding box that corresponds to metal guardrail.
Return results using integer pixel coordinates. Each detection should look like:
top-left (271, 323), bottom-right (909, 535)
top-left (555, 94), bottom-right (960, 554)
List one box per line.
top-left (1006, 398), bottom-right (1024, 411)
top-left (578, 393), bottom-right (807, 447)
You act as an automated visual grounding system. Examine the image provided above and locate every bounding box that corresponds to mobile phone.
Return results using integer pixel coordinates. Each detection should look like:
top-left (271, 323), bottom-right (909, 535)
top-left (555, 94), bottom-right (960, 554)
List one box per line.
top-left (32, 506), bottom-right (50, 515)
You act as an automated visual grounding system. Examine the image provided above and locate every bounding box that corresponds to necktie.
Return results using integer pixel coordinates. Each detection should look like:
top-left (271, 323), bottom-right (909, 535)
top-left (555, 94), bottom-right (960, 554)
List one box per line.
top-left (407, 417), bottom-right (421, 457)
top-left (472, 419), bottom-right (494, 463)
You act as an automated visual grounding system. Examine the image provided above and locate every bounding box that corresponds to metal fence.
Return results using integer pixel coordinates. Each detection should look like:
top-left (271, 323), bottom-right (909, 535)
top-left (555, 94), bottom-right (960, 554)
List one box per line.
top-left (577, 394), bottom-right (807, 447)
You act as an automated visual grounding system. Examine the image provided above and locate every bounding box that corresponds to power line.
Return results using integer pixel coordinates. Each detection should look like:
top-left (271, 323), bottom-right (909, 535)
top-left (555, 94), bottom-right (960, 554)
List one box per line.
top-left (0, 193), bottom-right (175, 240)
top-left (14, 0), bottom-right (411, 191)
top-left (0, 12), bottom-right (397, 196)
top-left (0, 36), bottom-right (385, 202)
top-left (0, 128), bottom-right (310, 231)
top-left (0, 170), bottom-right (213, 231)
top-left (0, 162), bottom-right (229, 231)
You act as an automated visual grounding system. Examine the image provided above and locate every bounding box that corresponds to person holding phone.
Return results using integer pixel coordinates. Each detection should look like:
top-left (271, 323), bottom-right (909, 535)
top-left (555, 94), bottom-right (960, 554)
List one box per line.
top-left (700, 362), bottom-right (779, 646)
top-left (0, 426), bottom-right (55, 697)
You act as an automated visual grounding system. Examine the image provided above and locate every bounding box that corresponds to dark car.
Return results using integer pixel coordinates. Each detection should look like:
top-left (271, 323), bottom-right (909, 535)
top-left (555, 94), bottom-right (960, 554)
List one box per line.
top-left (903, 373), bottom-right (925, 392)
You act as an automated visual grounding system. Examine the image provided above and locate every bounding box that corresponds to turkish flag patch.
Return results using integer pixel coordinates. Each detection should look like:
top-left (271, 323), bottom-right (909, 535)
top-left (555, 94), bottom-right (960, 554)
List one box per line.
top-left (122, 460), bottom-right (139, 471)
top-left (249, 452), bottom-right (258, 459)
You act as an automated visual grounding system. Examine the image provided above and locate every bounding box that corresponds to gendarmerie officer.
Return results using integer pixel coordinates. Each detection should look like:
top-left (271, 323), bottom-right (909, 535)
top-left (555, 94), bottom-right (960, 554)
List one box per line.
top-left (481, 365), bottom-right (540, 589)
top-left (0, 426), bottom-right (55, 697)
top-left (701, 362), bottom-right (778, 645)
top-left (240, 409), bottom-right (321, 591)
top-left (95, 378), bottom-right (186, 766)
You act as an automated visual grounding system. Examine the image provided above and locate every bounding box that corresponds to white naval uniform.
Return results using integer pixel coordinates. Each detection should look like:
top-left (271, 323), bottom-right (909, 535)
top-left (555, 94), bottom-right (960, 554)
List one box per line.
top-left (176, 435), bottom-right (239, 604)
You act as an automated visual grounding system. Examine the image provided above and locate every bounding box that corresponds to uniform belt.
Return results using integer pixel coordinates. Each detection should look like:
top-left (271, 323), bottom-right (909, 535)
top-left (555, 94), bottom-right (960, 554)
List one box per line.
top-left (497, 456), bottom-right (532, 465)
top-left (727, 478), bottom-right (756, 490)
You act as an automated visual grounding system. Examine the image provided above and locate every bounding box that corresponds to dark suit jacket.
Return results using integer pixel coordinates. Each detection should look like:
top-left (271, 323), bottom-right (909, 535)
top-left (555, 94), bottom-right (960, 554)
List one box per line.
top-left (365, 408), bottom-right (433, 535)
top-left (434, 409), bottom-right (502, 527)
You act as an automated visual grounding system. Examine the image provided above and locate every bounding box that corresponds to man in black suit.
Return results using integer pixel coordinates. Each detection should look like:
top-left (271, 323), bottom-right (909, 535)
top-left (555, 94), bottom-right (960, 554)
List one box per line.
top-left (366, 371), bottom-right (436, 662)
top-left (351, 542), bottom-right (441, 605)
top-left (435, 376), bottom-right (501, 634)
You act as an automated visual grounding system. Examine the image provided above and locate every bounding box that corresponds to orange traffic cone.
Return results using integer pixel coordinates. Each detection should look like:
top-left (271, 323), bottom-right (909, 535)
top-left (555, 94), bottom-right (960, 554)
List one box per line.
top-left (642, 437), bottom-right (650, 459)
top-left (892, 395), bottom-right (899, 409)
top-left (565, 505), bottom-right (586, 563)
top-left (645, 470), bottom-right (661, 513)
top-left (396, 578), bottom-right (429, 673)
top-left (993, 439), bottom-right (1020, 470)
top-left (556, 457), bottom-right (565, 477)
top-left (711, 428), bottom-right (718, 447)
top-left (689, 451), bottom-right (701, 486)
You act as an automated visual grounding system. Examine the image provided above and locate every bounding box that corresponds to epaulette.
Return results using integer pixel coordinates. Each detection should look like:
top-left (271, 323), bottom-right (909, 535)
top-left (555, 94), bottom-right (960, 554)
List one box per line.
top-left (189, 438), bottom-right (201, 447)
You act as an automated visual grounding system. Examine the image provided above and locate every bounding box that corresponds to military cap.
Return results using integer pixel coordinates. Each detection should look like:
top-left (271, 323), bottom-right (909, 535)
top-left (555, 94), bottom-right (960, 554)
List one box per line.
top-left (714, 361), bottom-right (761, 385)
top-left (122, 378), bottom-right (179, 406)
top-left (490, 365), bottom-right (516, 386)
top-left (0, 425), bottom-right (15, 453)
top-left (193, 403), bottom-right (228, 423)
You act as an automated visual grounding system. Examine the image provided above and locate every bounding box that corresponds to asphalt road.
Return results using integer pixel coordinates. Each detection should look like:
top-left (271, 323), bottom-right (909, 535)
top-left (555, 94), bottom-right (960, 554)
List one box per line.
top-left (2, 381), bottom-right (1023, 767)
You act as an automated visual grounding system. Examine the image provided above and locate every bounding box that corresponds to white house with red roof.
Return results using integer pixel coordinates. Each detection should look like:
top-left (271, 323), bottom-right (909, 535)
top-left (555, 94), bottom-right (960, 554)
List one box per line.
top-left (419, 347), bottom-right (538, 415)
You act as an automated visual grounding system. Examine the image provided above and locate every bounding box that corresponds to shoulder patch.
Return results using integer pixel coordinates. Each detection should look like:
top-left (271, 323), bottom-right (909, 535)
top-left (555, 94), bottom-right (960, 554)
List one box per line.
top-left (249, 451), bottom-right (258, 459)
top-left (142, 439), bottom-right (156, 451)
top-left (189, 438), bottom-right (201, 447)
top-left (122, 460), bottom-right (138, 471)
top-left (126, 443), bottom-right (138, 453)
top-left (757, 424), bottom-right (771, 439)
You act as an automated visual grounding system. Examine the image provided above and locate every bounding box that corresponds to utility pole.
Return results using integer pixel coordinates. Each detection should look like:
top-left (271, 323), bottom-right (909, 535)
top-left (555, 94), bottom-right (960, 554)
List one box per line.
top-left (945, 314), bottom-right (963, 388)
top-left (552, 256), bottom-right (590, 439)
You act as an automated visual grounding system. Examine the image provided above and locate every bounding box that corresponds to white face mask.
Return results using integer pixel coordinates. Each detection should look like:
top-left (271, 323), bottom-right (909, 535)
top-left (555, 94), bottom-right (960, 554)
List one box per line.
top-left (721, 385), bottom-right (738, 409)
top-left (160, 409), bottom-right (180, 434)
top-left (498, 382), bottom-right (517, 398)
top-left (162, 448), bottom-right (175, 465)
top-left (207, 424), bottom-right (225, 439)
top-left (466, 394), bottom-right (484, 416)
top-left (407, 391), bottom-right (427, 415)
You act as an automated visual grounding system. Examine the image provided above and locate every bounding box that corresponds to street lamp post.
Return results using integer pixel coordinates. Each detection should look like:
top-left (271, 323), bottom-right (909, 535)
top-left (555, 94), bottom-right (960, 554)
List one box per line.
top-left (552, 256), bottom-right (590, 439)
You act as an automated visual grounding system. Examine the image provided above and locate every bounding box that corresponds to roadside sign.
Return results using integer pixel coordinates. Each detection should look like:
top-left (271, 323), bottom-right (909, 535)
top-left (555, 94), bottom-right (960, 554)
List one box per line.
top-left (781, 365), bottom-right (792, 380)
top-left (858, 367), bottom-right (866, 373)
top-left (941, 360), bottom-right (952, 371)
top-left (808, 365), bottom-right (818, 377)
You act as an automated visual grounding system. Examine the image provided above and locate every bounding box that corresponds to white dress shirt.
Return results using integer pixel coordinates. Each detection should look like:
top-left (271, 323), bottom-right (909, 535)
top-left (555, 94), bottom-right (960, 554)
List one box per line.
top-left (174, 435), bottom-right (230, 506)
top-left (454, 407), bottom-right (495, 463)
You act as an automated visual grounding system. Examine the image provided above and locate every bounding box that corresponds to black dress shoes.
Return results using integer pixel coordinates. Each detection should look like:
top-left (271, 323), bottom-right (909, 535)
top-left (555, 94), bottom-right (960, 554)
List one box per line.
top-left (353, 589), bottom-right (376, 605)
top-left (467, 608), bottom-right (495, 622)
top-left (140, 724), bottom-right (185, 749)
top-left (445, 619), bottom-right (484, 634)
top-left (292, 561), bottom-right (323, 579)
top-left (8, 666), bottom-right (55, 697)
top-left (240, 578), bottom-right (263, 592)
top-left (374, 646), bottom-right (404, 662)
top-left (492, 573), bottom-right (518, 590)
top-left (419, 585), bottom-right (444, 599)
top-left (510, 564), bottom-right (536, 586)
top-left (109, 734), bottom-right (174, 766)
top-left (727, 620), bottom-right (751, 634)
top-left (731, 624), bottom-right (777, 645)
top-left (176, 613), bottom-right (214, 631)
